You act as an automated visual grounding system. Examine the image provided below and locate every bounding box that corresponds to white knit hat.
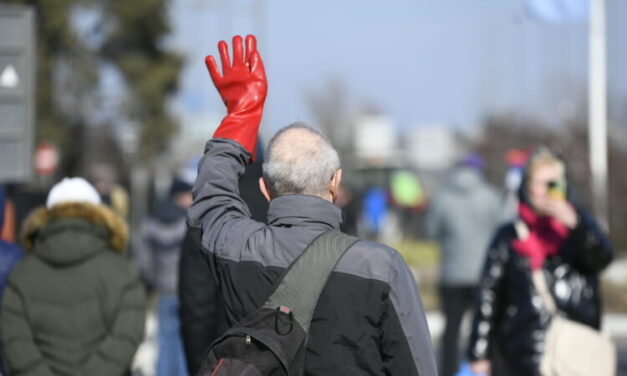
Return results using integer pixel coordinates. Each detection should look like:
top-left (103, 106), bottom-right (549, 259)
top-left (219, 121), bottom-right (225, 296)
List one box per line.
top-left (46, 177), bottom-right (102, 209)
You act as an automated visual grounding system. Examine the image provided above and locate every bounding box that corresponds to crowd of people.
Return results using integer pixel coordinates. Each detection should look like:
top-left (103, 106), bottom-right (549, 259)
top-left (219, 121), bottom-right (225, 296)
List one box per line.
top-left (0, 34), bottom-right (617, 376)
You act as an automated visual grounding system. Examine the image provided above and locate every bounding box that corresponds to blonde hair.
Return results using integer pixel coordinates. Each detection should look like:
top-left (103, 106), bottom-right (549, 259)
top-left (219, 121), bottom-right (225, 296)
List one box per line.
top-left (528, 147), bottom-right (565, 179)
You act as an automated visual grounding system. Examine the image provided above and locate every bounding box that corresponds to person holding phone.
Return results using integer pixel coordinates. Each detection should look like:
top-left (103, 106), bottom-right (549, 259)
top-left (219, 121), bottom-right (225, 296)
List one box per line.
top-left (466, 147), bottom-right (613, 376)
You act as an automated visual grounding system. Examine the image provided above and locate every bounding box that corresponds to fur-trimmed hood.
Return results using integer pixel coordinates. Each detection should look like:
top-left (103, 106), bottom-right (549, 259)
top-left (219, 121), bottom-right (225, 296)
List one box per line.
top-left (22, 202), bottom-right (128, 260)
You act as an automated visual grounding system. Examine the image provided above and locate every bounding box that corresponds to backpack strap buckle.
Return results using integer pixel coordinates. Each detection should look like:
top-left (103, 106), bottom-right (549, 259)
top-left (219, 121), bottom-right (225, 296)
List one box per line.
top-left (275, 306), bottom-right (294, 336)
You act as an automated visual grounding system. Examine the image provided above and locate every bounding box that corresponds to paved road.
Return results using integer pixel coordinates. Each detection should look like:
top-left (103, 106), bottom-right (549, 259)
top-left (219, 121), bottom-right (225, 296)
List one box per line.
top-left (133, 310), bottom-right (627, 375)
top-left (616, 338), bottom-right (627, 376)
top-left (427, 312), bottom-right (627, 376)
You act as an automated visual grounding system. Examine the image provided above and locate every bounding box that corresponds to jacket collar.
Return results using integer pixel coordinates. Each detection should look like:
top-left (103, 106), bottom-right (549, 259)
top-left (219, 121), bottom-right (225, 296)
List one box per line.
top-left (22, 202), bottom-right (128, 253)
top-left (267, 194), bottom-right (342, 230)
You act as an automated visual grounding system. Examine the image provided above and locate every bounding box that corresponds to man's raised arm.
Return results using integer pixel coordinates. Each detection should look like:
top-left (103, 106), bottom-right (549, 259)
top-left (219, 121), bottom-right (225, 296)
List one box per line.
top-left (187, 35), bottom-right (267, 256)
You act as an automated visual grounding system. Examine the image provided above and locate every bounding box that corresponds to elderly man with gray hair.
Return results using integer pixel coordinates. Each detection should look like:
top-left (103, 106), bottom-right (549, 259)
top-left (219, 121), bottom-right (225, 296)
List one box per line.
top-left (188, 35), bottom-right (437, 376)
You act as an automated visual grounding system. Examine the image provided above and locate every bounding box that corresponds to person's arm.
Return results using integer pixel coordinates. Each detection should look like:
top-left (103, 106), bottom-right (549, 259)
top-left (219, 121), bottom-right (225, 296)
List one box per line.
top-left (1, 281), bottom-right (56, 376)
top-left (179, 227), bottom-right (229, 375)
top-left (205, 34), bottom-right (266, 160)
top-left (467, 226), bottom-right (511, 374)
top-left (187, 35), bottom-right (267, 257)
top-left (564, 209), bottom-right (614, 273)
top-left (536, 200), bottom-right (613, 274)
top-left (380, 253), bottom-right (438, 376)
top-left (79, 267), bottom-right (146, 376)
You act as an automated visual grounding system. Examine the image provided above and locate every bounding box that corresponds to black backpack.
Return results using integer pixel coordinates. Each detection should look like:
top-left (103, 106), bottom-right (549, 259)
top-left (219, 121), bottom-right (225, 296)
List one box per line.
top-left (196, 230), bottom-right (359, 376)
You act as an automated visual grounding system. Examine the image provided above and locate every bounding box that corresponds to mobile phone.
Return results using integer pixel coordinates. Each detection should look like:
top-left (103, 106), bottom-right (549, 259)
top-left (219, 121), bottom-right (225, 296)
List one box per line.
top-left (547, 180), bottom-right (567, 200)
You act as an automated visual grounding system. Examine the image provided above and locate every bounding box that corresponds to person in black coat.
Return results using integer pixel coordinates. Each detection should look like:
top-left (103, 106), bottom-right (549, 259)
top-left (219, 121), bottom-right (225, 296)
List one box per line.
top-left (178, 153), bottom-right (268, 375)
top-left (467, 147), bottom-right (614, 376)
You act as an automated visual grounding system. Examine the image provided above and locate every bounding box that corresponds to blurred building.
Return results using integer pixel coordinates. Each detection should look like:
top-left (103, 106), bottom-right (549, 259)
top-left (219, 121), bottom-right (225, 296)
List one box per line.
top-left (402, 125), bottom-right (466, 204)
top-left (171, 111), bottom-right (221, 168)
top-left (405, 126), bottom-right (459, 172)
top-left (352, 115), bottom-right (401, 168)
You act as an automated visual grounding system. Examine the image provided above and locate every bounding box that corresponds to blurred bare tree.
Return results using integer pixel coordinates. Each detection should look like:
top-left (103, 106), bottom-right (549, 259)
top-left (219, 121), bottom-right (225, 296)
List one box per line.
top-left (304, 76), bottom-right (354, 167)
top-left (79, 124), bottom-right (130, 187)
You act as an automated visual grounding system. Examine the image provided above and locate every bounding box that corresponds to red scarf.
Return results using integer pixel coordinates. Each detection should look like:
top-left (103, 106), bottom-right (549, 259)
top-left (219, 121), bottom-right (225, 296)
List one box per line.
top-left (511, 203), bottom-right (570, 270)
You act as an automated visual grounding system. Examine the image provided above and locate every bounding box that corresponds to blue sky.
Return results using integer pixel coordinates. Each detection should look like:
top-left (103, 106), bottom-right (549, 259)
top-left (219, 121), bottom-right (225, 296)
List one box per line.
top-left (169, 0), bottom-right (627, 139)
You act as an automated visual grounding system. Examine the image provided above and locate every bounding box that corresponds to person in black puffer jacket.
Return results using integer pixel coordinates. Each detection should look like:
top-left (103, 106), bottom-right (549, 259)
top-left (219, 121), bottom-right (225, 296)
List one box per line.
top-left (179, 153), bottom-right (268, 375)
top-left (467, 147), bottom-right (614, 376)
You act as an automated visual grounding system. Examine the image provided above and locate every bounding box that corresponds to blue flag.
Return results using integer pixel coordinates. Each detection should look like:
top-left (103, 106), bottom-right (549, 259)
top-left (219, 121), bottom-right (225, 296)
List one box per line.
top-left (526, 0), bottom-right (589, 24)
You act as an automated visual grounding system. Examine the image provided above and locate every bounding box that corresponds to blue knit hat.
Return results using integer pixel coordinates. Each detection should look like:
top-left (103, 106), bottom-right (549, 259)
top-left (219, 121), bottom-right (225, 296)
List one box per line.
top-left (169, 177), bottom-right (193, 196)
top-left (460, 153), bottom-right (485, 171)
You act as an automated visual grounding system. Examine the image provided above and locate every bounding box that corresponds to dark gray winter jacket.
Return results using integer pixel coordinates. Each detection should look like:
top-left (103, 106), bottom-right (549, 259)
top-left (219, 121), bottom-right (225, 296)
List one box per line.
top-left (188, 138), bottom-right (437, 376)
top-left (135, 199), bottom-right (187, 294)
top-left (425, 167), bottom-right (502, 286)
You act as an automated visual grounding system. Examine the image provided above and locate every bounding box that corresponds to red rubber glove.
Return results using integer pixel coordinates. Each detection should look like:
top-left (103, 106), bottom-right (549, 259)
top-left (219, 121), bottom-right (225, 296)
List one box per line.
top-left (205, 35), bottom-right (267, 160)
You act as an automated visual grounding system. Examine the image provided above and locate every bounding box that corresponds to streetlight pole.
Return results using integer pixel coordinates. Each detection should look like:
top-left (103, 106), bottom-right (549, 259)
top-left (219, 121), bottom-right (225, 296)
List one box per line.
top-left (588, 0), bottom-right (608, 231)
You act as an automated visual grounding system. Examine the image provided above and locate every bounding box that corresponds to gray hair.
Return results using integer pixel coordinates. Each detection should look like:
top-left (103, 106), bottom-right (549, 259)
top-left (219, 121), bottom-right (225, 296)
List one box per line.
top-left (263, 122), bottom-right (340, 198)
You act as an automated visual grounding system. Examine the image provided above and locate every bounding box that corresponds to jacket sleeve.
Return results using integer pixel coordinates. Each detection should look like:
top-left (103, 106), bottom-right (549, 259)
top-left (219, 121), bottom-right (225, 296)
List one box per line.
top-left (133, 219), bottom-right (156, 290)
top-left (423, 196), bottom-right (442, 240)
top-left (187, 138), bottom-right (264, 258)
top-left (179, 226), bottom-right (229, 375)
top-left (1, 281), bottom-right (56, 376)
top-left (380, 253), bottom-right (438, 376)
top-left (467, 226), bottom-right (510, 361)
top-left (564, 210), bottom-right (614, 274)
top-left (79, 268), bottom-right (146, 376)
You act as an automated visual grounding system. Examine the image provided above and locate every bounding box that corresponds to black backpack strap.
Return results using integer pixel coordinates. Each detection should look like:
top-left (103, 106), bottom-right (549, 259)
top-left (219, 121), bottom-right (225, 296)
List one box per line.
top-left (262, 230), bottom-right (359, 334)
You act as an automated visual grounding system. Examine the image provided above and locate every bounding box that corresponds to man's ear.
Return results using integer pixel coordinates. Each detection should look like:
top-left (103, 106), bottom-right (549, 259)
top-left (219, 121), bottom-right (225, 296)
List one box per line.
top-left (330, 169), bottom-right (342, 203)
top-left (259, 177), bottom-right (272, 202)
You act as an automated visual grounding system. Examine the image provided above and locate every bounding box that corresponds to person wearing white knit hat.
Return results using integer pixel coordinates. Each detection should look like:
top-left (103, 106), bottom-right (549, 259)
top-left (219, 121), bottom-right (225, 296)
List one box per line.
top-left (46, 177), bottom-right (102, 209)
top-left (1, 176), bottom-right (146, 376)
